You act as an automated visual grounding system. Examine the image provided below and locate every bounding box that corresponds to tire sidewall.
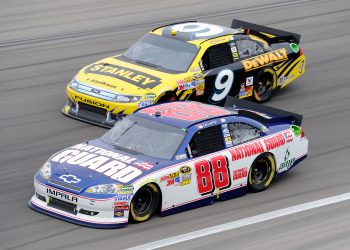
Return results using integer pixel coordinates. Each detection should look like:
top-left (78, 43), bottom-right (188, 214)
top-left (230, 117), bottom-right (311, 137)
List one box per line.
top-left (248, 153), bottom-right (276, 192)
top-left (253, 67), bottom-right (277, 103)
top-left (130, 183), bottom-right (160, 223)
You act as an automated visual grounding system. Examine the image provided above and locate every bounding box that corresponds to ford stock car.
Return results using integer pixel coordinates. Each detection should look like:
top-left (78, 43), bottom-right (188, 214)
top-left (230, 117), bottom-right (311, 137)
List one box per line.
top-left (30, 98), bottom-right (308, 228)
top-left (62, 19), bottom-right (306, 127)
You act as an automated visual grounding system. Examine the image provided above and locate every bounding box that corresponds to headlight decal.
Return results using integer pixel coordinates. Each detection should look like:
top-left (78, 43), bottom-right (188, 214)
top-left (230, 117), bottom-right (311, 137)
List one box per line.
top-left (39, 161), bottom-right (51, 179)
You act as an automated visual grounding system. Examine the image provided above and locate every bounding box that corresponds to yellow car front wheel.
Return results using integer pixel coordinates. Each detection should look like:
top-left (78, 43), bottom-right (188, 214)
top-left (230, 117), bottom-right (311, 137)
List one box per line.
top-left (130, 183), bottom-right (160, 223)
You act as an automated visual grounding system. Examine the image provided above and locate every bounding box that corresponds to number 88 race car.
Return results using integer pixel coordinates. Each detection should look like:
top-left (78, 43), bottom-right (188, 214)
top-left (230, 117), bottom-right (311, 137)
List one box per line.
top-left (30, 98), bottom-right (308, 228)
top-left (62, 19), bottom-right (306, 128)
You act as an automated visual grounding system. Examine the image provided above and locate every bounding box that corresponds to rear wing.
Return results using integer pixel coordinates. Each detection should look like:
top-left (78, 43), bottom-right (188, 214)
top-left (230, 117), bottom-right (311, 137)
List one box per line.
top-left (224, 96), bottom-right (303, 126)
top-left (231, 19), bottom-right (301, 44)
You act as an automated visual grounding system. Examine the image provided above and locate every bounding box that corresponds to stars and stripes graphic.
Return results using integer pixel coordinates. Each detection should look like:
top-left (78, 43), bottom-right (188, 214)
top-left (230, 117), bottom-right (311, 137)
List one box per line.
top-left (284, 131), bottom-right (294, 143)
top-left (133, 161), bottom-right (154, 171)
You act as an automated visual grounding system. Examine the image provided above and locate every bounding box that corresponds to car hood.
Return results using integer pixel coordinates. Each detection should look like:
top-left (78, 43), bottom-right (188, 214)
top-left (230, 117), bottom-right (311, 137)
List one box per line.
top-left (46, 139), bottom-right (169, 195)
top-left (76, 55), bottom-right (181, 97)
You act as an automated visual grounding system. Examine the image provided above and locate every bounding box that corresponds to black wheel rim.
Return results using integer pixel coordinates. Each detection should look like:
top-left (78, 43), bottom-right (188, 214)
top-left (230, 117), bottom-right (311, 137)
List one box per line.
top-left (133, 188), bottom-right (153, 215)
top-left (251, 159), bottom-right (270, 184)
top-left (256, 74), bottom-right (273, 100)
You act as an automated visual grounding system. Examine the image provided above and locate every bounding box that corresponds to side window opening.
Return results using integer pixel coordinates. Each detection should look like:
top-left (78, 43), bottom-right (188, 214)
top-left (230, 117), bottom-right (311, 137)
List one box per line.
top-left (236, 39), bottom-right (265, 59)
top-left (200, 43), bottom-right (234, 70)
top-left (186, 125), bottom-right (225, 158)
top-left (227, 123), bottom-right (261, 145)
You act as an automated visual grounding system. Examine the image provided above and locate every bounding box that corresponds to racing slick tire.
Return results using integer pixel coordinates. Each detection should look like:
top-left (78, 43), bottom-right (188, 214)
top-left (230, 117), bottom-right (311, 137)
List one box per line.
top-left (248, 153), bottom-right (276, 192)
top-left (130, 183), bottom-right (160, 223)
top-left (253, 67), bottom-right (277, 103)
top-left (158, 91), bottom-right (177, 103)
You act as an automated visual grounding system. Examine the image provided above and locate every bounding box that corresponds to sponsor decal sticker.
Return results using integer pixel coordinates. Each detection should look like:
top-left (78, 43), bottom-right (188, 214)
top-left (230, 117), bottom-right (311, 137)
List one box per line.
top-left (175, 154), bottom-right (187, 161)
top-left (278, 74), bottom-right (294, 86)
top-left (242, 48), bottom-right (288, 71)
top-left (143, 93), bottom-right (156, 100)
top-left (239, 83), bottom-right (246, 97)
top-left (196, 80), bottom-right (205, 96)
top-left (46, 188), bottom-right (78, 202)
top-left (138, 100), bottom-right (153, 108)
top-left (233, 167), bottom-right (248, 180)
top-left (133, 161), bottom-right (154, 171)
top-left (116, 185), bottom-right (134, 195)
top-left (279, 149), bottom-right (295, 172)
top-left (246, 76), bottom-right (254, 86)
top-left (84, 63), bottom-right (161, 89)
top-left (180, 166), bottom-right (192, 174)
top-left (74, 95), bottom-right (110, 109)
top-left (51, 143), bottom-right (142, 183)
top-left (298, 60), bottom-right (305, 73)
top-left (114, 201), bottom-right (129, 206)
top-left (115, 195), bottom-right (133, 201)
top-left (114, 209), bottom-right (125, 217)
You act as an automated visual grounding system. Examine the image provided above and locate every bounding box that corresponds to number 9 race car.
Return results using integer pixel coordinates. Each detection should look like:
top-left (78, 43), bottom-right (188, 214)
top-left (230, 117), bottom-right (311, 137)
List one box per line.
top-left (30, 97), bottom-right (308, 228)
top-left (62, 19), bottom-right (306, 128)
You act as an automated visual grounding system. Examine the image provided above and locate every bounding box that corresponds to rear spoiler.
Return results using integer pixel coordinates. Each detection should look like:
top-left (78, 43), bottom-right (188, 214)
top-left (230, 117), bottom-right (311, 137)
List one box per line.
top-left (231, 19), bottom-right (301, 44)
top-left (224, 96), bottom-right (303, 126)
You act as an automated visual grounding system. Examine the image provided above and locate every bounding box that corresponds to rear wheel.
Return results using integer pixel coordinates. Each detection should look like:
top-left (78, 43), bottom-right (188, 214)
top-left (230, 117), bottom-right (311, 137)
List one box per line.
top-left (253, 68), bottom-right (276, 103)
top-left (248, 154), bottom-right (276, 192)
top-left (130, 183), bottom-right (160, 223)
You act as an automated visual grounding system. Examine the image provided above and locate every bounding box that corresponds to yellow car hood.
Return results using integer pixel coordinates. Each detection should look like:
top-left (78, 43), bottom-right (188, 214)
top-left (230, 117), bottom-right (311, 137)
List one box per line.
top-left (76, 56), bottom-right (179, 96)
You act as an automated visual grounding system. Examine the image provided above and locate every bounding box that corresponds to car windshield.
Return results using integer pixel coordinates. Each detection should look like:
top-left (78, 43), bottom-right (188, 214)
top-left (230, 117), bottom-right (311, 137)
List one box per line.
top-left (101, 116), bottom-right (186, 160)
top-left (123, 34), bottom-right (198, 72)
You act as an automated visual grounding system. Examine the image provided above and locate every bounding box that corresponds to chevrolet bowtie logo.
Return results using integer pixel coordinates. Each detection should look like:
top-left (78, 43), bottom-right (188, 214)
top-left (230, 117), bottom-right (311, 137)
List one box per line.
top-left (59, 174), bottom-right (81, 184)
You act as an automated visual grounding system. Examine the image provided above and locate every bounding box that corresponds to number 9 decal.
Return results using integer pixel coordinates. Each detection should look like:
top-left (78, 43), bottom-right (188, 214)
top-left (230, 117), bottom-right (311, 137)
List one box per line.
top-left (171, 23), bottom-right (224, 38)
top-left (210, 69), bottom-right (234, 103)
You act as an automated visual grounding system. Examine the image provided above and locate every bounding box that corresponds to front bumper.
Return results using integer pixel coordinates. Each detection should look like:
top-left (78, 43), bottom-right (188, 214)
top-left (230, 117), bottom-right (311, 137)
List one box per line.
top-left (62, 101), bottom-right (125, 128)
top-left (29, 179), bottom-right (128, 228)
top-left (62, 86), bottom-right (140, 128)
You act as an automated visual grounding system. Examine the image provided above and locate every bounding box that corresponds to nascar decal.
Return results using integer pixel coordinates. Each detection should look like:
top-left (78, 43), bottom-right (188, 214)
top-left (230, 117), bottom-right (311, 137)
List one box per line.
top-left (84, 63), bottom-right (161, 89)
top-left (51, 144), bottom-right (144, 183)
top-left (242, 48), bottom-right (288, 71)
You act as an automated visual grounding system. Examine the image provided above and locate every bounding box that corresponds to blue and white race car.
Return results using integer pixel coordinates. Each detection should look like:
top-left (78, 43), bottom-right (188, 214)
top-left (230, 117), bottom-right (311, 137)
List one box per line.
top-left (29, 98), bottom-right (308, 228)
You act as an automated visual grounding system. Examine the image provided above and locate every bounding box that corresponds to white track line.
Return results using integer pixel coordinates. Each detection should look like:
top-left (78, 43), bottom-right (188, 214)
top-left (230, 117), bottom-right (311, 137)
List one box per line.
top-left (126, 192), bottom-right (350, 250)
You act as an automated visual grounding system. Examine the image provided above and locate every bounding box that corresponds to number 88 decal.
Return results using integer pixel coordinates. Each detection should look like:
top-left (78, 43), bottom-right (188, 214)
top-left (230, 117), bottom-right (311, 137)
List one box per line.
top-left (195, 155), bottom-right (231, 195)
top-left (210, 69), bottom-right (234, 103)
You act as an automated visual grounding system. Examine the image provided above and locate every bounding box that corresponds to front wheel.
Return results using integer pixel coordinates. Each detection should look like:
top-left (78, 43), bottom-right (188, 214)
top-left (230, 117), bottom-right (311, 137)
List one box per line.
top-left (130, 183), bottom-right (160, 223)
top-left (248, 154), bottom-right (276, 192)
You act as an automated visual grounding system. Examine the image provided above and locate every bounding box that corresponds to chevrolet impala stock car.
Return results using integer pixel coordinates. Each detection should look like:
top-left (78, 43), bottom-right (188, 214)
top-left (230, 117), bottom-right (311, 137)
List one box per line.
top-left (62, 19), bottom-right (306, 127)
top-left (30, 98), bottom-right (308, 228)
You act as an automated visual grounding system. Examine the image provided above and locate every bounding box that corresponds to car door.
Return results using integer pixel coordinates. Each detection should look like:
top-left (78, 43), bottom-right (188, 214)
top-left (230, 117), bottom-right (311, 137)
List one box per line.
top-left (159, 124), bottom-right (230, 213)
top-left (189, 39), bottom-right (253, 106)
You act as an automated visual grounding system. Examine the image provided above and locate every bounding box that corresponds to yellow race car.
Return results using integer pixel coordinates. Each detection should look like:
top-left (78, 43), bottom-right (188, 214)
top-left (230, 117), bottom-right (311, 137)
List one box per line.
top-left (62, 19), bottom-right (306, 127)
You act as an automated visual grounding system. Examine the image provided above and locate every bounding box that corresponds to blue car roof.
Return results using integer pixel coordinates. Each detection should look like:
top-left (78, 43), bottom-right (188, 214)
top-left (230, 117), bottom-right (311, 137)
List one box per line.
top-left (135, 101), bottom-right (236, 128)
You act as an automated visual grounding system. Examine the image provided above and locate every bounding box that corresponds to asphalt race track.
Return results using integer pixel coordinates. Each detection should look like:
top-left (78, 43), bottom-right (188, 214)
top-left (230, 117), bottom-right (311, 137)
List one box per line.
top-left (1, 0), bottom-right (350, 249)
